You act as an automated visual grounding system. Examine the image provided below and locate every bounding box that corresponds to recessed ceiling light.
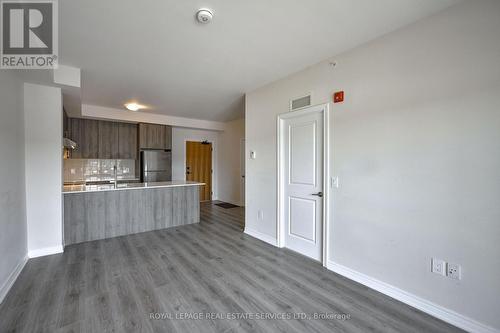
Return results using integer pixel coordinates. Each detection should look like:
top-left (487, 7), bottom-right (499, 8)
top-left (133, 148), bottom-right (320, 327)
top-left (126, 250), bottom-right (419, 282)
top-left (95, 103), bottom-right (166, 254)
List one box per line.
top-left (125, 103), bottom-right (145, 111)
top-left (196, 8), bottom-right (213, 24)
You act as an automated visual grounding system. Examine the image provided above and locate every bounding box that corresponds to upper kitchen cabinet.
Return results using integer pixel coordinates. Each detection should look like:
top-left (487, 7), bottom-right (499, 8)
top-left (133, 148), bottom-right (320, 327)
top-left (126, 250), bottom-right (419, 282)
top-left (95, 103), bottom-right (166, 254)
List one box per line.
top-left (118, 123), bottom-right (138, 159)
top-left (165, 125), bottom-right (172, 150)
top-left (139, 123), bottom-right (172, 150)
top-left (69, 118), bottom-right (99, 158)
top-left (67, 118), bottom-right (139, 159)
top-left (98, 121), bottom-right (119, 159)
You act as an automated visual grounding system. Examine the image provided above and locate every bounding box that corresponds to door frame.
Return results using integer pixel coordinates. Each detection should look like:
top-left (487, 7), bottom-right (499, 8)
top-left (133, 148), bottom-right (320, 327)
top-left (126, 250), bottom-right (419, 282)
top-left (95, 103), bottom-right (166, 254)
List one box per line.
top-left (277, 103), bottom-right (331, 266)
top-left (239, 138), bottom-right (246, 207)
top-left (183, 139), bottom-right (216, 200)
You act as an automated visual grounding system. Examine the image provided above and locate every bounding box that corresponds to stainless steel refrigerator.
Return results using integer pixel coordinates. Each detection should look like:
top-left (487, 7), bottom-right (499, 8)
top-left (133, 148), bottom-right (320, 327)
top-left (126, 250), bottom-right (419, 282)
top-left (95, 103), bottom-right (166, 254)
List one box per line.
top-left (140, 150), bottom-right (172, 182)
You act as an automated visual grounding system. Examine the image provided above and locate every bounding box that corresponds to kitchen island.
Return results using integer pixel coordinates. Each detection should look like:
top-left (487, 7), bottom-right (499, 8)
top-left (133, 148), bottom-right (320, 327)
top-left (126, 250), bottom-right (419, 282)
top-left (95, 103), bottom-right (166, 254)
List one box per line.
top-left (63, 181), bottom-right (204, 245)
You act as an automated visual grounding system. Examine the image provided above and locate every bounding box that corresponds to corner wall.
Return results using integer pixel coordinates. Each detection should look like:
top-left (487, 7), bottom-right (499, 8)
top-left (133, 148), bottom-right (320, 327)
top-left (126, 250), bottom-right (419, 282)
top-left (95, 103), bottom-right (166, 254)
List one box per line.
top-left (24, 83), bottom-right (63, 257)
top-left (0, 72), bottom-right (28, 303)
top-left (218, 118), bottom-right (245, 206)
top-left (245, 1), bottom-right (500, 331)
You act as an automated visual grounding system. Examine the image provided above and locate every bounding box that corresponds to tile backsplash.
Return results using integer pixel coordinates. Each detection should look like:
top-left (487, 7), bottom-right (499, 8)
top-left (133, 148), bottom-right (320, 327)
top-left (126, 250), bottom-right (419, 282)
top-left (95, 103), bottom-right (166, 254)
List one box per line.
top-left (64, 159), bottom-right (136, 183)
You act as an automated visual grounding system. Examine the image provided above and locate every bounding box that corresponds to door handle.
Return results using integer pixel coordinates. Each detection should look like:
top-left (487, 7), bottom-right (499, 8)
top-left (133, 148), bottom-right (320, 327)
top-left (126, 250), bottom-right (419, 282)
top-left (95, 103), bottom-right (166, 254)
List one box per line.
top-left (311, 192), bottom-right (323, 198)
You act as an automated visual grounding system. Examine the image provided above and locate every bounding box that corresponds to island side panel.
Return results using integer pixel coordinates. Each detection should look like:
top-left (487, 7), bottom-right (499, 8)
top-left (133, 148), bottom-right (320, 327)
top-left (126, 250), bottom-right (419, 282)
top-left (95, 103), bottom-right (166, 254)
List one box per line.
top-left (64, 192), bottom-right (87, 245)
top-left (86, 190), bottom-right (106, 242)
top-left (163, 187), bottom-right (174, 229)
top-left (104, 188), bottom-right (120, 239)
top-left (172, 187), bottom-right (185, 227)
top-left (64, 185), bottom-right (201, 246)
top-left (185, 185), bottom-right (200, 224)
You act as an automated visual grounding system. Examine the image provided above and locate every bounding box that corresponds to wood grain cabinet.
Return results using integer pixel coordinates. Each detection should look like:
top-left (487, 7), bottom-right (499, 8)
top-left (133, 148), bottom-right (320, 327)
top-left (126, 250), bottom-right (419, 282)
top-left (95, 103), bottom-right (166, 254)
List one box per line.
top-left (139, 123), bottom-right (172, 150)
top-left (98, 121), bottom-right (119, 159)
top-left (68, 118), bottom-right (139, 159)
top-left (118, 123), bottom-right (138, 159)
top-left (165, 125), bottom-right (172, 150)
top-left (69, 118), bottom-right (99, 158)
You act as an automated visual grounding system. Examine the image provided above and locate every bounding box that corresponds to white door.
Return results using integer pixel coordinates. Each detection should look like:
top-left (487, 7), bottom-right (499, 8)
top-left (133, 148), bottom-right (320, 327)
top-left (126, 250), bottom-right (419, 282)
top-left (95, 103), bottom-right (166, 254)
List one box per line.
top-left (240, 138), bottom-right (246, 206)
top-left (283, 110), bottom-right (323, 261)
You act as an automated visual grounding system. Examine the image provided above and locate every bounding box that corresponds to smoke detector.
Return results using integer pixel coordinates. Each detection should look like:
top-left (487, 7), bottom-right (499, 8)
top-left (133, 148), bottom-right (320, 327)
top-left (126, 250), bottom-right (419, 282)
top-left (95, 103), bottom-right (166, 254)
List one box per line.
top-left (196, 8), bottom-right (213, 24)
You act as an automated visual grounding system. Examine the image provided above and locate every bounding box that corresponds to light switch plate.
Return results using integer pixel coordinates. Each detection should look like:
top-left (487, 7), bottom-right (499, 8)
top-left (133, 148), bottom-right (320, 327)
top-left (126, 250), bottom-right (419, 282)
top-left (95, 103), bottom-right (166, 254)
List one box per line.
top-left (431, 258), bottom-right (446, 276)
top-left (250, 151), bottom-right (256, 159)
top-left (331, 176), bottom-right (339, 188)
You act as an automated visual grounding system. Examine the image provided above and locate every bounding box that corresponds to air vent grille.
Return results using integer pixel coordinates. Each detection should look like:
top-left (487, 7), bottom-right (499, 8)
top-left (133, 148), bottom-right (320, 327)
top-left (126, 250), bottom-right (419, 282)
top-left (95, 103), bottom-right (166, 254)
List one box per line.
top-left (290, 94), bottom-right (311, 111)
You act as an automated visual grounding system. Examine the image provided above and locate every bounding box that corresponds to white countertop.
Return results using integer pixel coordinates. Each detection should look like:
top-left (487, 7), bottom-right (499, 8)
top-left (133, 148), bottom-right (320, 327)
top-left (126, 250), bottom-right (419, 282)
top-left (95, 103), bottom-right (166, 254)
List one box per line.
top-left (63, 180), bottom-right (205, 194)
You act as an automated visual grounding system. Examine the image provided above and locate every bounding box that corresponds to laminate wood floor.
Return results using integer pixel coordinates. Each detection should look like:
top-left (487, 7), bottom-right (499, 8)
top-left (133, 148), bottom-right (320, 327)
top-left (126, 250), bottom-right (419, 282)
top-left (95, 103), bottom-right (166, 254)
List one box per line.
top-left (0, 202), bottom-right (463, 333)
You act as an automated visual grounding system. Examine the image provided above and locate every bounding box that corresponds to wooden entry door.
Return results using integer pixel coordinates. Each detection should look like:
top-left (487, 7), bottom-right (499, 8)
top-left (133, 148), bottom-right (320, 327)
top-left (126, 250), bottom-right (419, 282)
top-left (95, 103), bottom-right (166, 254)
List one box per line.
top-left (186, 141), bottom-right (212, 201)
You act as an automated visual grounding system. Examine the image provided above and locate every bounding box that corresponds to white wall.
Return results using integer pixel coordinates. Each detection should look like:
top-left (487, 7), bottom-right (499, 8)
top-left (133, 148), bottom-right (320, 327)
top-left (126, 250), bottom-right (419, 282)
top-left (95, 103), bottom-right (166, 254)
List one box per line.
top-left (245, 1), bottom-right (500, 331)
top-left (218, 118), bottom-right (245, 206)
top-left (24, 83), bottom-right (63, 257)
top-left (0, 72), bottom-right (27, 303)
top-left (172, 127), bottom-right (220, 199)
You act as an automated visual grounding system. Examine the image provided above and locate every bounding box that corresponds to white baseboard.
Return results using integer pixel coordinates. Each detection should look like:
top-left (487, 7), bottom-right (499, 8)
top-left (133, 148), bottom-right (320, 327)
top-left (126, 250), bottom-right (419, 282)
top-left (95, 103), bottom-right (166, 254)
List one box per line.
top-left (244, 228), bottom-right (278, 247)
top-left (327, 261), bottom-right (498, 333)
top-left (0, 256), bottom-right (28, 304)
top-left (28, 245), bottom-right (63, 258)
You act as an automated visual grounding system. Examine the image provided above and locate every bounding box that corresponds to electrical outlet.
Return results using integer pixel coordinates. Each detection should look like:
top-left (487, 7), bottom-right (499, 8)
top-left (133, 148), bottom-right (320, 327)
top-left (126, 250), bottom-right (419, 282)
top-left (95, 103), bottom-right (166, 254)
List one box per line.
top-left (257, 210), bottom-right (263, 220)
top-left (431, 258), bottom-right (446, 276)
top-left (447, 263), bottom-right (461, 280)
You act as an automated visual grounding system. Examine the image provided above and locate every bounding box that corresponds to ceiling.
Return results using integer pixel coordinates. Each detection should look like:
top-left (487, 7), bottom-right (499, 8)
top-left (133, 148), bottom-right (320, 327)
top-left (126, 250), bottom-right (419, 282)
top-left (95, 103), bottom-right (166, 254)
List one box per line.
top-left (60, 0), bottom-right (459, 121)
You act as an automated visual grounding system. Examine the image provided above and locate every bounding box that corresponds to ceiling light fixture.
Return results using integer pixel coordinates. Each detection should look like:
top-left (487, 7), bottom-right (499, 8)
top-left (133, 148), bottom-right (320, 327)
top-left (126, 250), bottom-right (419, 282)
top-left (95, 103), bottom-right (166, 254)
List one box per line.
top-left (125, 103), bottom-right (145, 111)
top-left (196, 8), bottom-right (213, 24)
